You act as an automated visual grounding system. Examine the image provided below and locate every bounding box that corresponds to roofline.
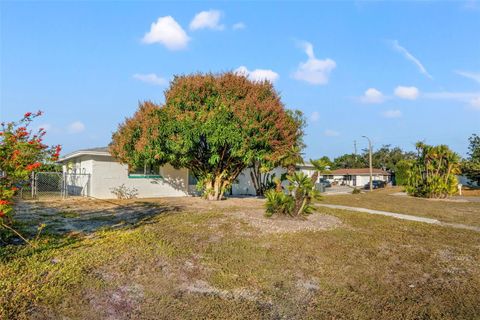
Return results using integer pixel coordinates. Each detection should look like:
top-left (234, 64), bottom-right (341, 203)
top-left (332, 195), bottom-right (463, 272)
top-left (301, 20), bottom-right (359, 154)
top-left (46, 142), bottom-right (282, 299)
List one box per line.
top-left (321, 172), bottom-right (390, 176)
top-left (58, 150), bottom-right (112, 162)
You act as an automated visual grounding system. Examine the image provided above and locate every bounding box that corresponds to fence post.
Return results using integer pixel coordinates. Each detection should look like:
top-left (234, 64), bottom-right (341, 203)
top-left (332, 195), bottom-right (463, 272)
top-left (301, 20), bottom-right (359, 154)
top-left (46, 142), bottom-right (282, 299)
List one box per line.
top-left (31, 171), bottom-right (35, 199)
top-left (63, 172), bottom-right (67, 199)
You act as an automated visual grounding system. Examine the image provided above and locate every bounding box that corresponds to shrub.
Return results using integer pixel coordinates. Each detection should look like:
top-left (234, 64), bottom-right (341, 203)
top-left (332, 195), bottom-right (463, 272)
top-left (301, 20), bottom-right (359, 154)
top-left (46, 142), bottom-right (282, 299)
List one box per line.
top-left (352, 188), bottom-right (361, 194)
top-left (110, 184), bottom-right (138, 199)
top-left (0, 111), bottom-right (60, 243)
top-left (405, 143), bottom-right (460, 198)
top-left (264, 189), bottom-right (294, 217)
top-left (394, 159), bottom-right (414, 186)
top-left (265, 171), bottom-right (321, 218)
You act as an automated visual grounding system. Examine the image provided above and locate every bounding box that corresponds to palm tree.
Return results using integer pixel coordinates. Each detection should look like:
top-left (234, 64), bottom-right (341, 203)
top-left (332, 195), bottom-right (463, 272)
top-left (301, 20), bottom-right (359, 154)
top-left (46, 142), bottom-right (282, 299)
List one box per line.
top-left (309, 158), bottom-right (331, 186)
top-left (287, 172), bottom-right (321, 217)
top-left (280, 145), bottom-right (304, 176)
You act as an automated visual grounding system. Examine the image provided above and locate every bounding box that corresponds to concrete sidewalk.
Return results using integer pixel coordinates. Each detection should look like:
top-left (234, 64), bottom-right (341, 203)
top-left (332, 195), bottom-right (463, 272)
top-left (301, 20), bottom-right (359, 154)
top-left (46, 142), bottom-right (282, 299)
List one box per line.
top-left (317, 203), bottom-right (480, 232)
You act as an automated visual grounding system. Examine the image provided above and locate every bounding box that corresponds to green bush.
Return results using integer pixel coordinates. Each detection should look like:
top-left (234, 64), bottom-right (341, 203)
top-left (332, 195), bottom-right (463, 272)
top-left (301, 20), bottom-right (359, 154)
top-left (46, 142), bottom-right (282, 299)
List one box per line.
top-left (352, 188), bottom-right (361, 194)
top-left (405, 143), bottom-right (460, 198)
top-left (394, 159), bottom-right (414, 186)
top-left (265, 172), bottom-right (321, 218)
top-left (264, 189), bottom-right (294, 217)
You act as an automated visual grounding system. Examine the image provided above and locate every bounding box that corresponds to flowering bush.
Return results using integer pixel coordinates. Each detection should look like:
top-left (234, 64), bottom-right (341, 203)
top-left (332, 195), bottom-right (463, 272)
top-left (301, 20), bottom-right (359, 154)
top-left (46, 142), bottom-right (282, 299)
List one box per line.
top-left (0, 111), bottom-right (61, 233)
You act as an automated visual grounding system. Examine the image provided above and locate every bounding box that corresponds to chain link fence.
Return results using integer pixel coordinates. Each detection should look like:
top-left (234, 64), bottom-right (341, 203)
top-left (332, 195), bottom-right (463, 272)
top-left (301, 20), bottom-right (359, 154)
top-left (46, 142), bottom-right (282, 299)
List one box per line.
top-left (20, 172), bottom-right (91, 200)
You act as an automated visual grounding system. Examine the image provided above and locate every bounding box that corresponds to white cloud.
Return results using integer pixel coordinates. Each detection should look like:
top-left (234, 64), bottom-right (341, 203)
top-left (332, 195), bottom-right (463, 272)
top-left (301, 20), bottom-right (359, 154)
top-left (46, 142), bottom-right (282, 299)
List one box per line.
top-left (310, 111), bottom-right (320, 122)
top-left (392, 40), bottom-right (433, 79)
top-left (190, 10), bottom-right (224, 31)
top-left (142, 16), bottom-right (190, 50)
top-left (423, 91), bottom-right (480, 101)
top-left (456, 70), bottom-right (480, 84)
top-left (234, 66), bottom-right (279, 83)
top-left (470, 97), bottom-right (480, 110)
top-left (382, 110), bottom-right (402, 118)
top-left (360, 88), bottom-right (385, 104)
top-left (394, 86), bottom-right (419, 100)
top-left (423, 91), bottom-right (480, 110)
top-left (293, 41), bottom-right (336, 85)
top-left (68, 121), bottom-right (85, 134)
top-left (232, 22), bottom-right (246, 30)
top-left (133, 73), bottom-right (167, 86)
top-left (324, 129), bottom-right (339, 137)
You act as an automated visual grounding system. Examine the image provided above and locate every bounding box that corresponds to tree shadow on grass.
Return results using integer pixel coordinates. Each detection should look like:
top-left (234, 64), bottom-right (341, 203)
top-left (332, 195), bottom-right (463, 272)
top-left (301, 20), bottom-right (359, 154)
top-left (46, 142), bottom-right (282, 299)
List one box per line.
top-left (13, 198), bottom-right (185, 237)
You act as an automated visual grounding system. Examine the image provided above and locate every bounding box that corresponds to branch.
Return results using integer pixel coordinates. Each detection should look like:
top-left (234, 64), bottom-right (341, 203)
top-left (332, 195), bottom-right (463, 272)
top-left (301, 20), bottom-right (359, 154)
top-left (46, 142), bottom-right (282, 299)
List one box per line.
top-left (1, 222), bottom-right (32, 246)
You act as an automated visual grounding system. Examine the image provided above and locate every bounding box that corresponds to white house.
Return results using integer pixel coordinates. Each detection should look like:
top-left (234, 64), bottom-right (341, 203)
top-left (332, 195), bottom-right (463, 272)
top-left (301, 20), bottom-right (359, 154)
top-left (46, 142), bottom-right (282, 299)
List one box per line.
top-left (58, 147), bottom-right (289, 199)
top-left (320, 168), bottom-right (391, 187)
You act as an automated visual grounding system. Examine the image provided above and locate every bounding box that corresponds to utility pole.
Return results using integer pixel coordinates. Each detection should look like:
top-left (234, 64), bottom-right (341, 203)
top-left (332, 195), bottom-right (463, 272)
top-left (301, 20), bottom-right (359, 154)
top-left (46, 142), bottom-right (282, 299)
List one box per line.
top-left (354, 140), bottom-right (357, 155)
top-left (362, 136), bottom-right (373, 191)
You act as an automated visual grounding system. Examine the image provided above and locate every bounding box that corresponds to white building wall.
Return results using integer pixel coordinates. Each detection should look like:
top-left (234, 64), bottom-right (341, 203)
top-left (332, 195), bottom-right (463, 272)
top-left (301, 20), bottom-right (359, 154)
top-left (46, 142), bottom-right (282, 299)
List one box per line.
top-left (231, 167), bottom-right (288, 196)
top-left (231, 168), bottom-right (256, 195)
top-left (323, 174), bottom-right (389, 187)
top-left (82, 156), bottom-right (189, 199)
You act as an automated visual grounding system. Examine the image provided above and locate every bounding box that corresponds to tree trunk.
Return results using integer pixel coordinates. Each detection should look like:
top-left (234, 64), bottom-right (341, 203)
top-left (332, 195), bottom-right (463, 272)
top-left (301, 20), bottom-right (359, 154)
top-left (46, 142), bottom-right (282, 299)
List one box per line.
top-left (287, 164), bottom-right (296, 176)
top-left (205, 175), bottom-right (231, 201)
top-left (311, 171), bottom-right (319, 186)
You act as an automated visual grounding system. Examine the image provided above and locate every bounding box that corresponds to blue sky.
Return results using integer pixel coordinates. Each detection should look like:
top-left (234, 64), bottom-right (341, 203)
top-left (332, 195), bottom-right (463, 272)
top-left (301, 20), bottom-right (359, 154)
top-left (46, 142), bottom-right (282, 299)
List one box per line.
top-left (1, 1), bottom-right (479, 159)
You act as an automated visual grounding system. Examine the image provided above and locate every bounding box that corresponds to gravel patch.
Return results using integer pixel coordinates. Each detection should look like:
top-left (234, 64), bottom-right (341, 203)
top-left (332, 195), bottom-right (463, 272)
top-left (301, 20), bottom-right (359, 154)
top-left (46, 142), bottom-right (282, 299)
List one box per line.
top-left (229, 209), bottom-right (341, 234)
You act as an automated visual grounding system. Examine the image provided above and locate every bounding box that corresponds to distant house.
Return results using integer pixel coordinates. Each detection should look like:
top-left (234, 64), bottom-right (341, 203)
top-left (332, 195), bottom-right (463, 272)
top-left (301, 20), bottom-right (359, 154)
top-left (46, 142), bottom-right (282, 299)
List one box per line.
top-left (320, 168), bottom-right (391, 187)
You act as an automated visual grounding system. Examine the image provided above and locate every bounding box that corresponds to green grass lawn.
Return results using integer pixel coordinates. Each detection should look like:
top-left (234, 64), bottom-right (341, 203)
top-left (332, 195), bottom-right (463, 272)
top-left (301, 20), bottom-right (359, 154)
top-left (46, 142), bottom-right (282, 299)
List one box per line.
top-left (321, 187), bottom-right (480, 227)
top-left (1, 198), bottom-right (480, 319)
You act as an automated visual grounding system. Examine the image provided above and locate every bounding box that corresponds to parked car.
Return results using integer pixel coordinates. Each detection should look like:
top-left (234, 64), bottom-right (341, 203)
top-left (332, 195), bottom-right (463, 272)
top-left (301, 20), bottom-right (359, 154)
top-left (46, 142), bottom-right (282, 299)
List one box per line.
top-left (319, 178), bottom-right (331, 188)
top-left (364, 180), bottom-right (386, 189)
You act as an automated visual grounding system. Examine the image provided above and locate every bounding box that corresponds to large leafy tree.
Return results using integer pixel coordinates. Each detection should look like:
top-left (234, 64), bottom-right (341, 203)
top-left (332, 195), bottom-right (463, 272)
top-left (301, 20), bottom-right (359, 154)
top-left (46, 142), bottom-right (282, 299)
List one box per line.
top-left (370, 145), bottom-right (417, 171)
top-left (462, 134), bottom-right (480, 185)
top-left (250, 110), bottom-right (306, 196)
top-left (110, 72), bottom-right (301, 200)
top-left (405, 142), bottom-right (461, 198)
top-left (332, 153), bottom-right (367, 169)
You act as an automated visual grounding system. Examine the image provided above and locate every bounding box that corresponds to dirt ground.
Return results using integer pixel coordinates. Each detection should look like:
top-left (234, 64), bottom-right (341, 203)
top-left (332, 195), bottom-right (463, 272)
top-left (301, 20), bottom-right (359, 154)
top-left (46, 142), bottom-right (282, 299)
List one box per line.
top-left (15, 196), bottom-right (341, 236)
top-left (3, 194), bottom-right (480, 319)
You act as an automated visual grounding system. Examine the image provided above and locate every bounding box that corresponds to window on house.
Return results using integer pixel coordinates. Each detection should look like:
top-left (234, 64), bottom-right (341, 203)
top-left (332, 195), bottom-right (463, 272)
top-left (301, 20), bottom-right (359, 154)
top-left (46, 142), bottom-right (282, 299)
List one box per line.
top-left (128, 163), bottom-right (161, 178)
top-left (188, 172), bottom-right (198, 186)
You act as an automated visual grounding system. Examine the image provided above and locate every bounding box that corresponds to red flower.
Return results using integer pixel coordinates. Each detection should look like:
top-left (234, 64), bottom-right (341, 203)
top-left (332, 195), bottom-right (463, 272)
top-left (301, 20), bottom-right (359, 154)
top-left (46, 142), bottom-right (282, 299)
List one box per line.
top-left (0, 200), bottom-right (10, 205)
top-left (24, 112), bottom-right (32, 118)
top-left (26, 162), bottom-right (42, 171)
top-left (0, 211), bottom-right (5, 218)
top-left (11, 187), bottom-right (19, 191)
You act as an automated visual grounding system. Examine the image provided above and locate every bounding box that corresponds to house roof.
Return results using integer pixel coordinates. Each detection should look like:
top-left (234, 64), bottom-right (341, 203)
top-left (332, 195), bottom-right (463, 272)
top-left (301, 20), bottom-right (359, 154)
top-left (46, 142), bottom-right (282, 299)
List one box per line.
top-left (58, 146), bottom-right (111, 162)
top-left (325, 168), bottom-right (390, 176)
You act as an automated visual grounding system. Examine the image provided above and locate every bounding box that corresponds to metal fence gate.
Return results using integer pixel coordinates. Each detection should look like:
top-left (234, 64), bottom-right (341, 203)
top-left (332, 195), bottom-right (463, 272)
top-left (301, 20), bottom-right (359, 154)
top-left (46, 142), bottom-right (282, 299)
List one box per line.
top-left (22, 172), bottom-right (91, 200)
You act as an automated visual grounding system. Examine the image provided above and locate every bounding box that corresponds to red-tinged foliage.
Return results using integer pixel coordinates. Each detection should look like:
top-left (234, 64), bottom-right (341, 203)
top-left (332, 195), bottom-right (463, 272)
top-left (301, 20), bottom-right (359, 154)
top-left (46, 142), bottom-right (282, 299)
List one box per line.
top-left (110, 72), bottom-right (303, 200)
top-left (0, 111), bottom-right (61, 230)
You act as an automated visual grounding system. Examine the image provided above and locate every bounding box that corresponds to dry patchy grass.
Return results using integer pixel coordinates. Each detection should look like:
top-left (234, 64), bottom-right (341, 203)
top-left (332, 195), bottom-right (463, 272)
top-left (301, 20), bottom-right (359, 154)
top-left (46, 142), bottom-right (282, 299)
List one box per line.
top-left (1, 197), bottom-right (479, 319)
top-left (322, 187), bottom-right (480, 227)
